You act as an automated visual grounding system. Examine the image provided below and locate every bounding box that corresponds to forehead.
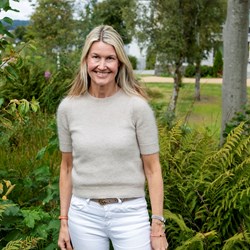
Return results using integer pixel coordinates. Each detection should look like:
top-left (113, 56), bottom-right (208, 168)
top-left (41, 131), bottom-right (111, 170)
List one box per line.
top-left (88, 41), bottom-right (117, 56)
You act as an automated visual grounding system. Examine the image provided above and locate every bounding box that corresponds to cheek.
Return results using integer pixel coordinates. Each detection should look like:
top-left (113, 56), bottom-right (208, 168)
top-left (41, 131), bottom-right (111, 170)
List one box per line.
top-left (87, 61), bottom-right (96, 73)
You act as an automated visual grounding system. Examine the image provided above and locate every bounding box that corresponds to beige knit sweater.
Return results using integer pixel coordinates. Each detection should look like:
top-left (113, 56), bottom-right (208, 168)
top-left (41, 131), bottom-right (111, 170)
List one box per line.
top-left (57, 89), bottom-right (159, 199)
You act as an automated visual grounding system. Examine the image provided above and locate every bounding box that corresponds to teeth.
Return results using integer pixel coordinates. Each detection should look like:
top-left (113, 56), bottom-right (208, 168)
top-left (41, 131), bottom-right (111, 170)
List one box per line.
top-left (96, 72), bottom-right (109, 76)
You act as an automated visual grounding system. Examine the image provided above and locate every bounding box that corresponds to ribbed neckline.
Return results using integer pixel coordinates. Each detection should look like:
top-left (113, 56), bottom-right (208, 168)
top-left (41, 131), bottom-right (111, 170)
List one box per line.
top-left (86, 88), bottom-right (123, 102)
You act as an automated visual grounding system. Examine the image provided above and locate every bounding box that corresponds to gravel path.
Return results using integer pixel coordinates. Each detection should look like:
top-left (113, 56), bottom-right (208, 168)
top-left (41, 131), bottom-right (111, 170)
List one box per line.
top-left (140, 76), bottom-right (250, 86)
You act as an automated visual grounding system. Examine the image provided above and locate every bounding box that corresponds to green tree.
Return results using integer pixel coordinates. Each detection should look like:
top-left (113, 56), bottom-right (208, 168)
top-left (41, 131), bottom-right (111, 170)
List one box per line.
top-left (77, 0), bottom-right (136, 45)
top-left (185, 0), bottom-right (226, 101)
top-left (135, 0), bottom-right (226, 112)
top-left (27, 0), bottom-right (76, 67)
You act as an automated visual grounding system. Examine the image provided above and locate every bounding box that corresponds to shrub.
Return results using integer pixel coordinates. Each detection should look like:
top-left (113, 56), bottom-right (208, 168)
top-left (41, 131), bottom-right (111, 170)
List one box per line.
top-left (213, 50), bottom-right (223, 77)
top-left (0, 57), bottom-right (72, 113)
top-left (128, 55), bottom-right (137, 69)
top-left (223, 105), bottom-right (250, 138)
top-left (159, 122), bottom-right (250, 249)
top-left (146, 49), bottom-right (156, 70)
top-left (0, 102), bottom-right (60, 249)
top-left (184, 64), bottom-right (196, 77)
top-left (184, 64), bottom-right (214, 78)
top-left (200, 65), bottom-right (213, 77)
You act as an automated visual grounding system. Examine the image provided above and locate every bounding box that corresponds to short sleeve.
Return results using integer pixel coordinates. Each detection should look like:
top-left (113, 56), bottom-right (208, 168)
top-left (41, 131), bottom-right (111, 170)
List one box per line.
top-left (56, 98), bottom-right (72, 152)
top-left (132, 98), bottom-right (159, 155)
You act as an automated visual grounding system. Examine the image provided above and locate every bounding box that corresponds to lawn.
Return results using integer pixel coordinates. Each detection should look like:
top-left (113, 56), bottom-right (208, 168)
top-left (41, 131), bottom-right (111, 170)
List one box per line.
top-left (145, 81), bottom-right (250, 139)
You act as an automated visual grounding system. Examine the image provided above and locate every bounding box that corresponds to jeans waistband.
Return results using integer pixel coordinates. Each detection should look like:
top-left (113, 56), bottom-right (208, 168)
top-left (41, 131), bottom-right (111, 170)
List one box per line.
top-left (90, 197), bottom-right (136, 206)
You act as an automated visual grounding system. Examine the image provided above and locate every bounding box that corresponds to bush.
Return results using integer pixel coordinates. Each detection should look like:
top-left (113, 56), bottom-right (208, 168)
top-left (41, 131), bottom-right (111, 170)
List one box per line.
top-left (159, 122), bottom-right (250, 249)
top-left (0, 102), bottom-right (60, 249)
top-left (213, 50), bottom-right (223, 77)
top-left (146, 49), bottom-right (156, 70)
top-left (200, 65), bottom-right (213, 77)
top-left (128, 55), bottom-right (137, 69)
top-left (223, 105), bottom-right (250, 138)
top-left (0, 57), bottom-right (72, 113)
top-left (184, 64), bottom-right (196, 77)
top-left (184, 64), bottom-right (214, 78)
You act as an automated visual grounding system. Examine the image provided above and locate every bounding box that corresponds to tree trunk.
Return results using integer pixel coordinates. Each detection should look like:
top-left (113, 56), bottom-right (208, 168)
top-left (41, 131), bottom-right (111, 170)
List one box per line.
top-left (195, 60), bottom-right (201, 101)
top-left (220, 0), bottom-right (249, 144)
top-left (168, 61), bottom-right (182, 113)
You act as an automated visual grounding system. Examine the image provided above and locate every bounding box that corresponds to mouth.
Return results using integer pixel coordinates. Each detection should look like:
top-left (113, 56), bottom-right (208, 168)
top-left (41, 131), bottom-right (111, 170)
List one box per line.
top-left (94, 71), bottom-right (111, 77)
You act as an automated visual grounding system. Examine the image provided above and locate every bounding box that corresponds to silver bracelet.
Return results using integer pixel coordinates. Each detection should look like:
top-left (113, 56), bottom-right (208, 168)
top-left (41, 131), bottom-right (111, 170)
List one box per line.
top-left (151, 215), bottom-right (166, 223)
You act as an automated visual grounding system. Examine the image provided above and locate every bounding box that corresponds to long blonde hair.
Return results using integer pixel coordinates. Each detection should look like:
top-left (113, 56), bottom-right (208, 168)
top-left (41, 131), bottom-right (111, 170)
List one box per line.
top-left (68, 25), bottom-right (147, 99)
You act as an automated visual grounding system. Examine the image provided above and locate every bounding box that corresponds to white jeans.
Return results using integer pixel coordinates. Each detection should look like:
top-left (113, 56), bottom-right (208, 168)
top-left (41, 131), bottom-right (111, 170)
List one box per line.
top-left (68, 196), bottom-right (152, 250)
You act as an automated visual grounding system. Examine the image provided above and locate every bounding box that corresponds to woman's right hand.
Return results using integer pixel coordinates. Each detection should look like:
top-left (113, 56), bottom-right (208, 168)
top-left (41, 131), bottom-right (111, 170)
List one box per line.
top-left (58, 222), bottom-right (73, 250)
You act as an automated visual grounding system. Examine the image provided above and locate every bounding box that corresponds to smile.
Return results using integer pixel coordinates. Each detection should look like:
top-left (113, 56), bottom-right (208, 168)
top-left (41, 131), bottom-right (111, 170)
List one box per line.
top-left (94, 71), bottom-right (111, 76)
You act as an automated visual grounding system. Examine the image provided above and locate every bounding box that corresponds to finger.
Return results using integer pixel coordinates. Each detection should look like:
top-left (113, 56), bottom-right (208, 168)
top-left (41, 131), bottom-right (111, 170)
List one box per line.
top-left (65, 240), bottom-right (73, 250)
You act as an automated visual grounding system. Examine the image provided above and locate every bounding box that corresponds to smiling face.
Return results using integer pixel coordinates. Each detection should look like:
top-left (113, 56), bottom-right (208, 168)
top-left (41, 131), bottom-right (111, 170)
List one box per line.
top-left (86, 41), bottom-right (120, 89)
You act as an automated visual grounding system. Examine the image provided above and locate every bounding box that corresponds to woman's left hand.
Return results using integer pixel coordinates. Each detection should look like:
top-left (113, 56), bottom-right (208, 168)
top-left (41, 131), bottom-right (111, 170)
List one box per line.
top-left (150, 220), bottom-right (169, 250)
top-left (151, 235), bottom-right (168, 250)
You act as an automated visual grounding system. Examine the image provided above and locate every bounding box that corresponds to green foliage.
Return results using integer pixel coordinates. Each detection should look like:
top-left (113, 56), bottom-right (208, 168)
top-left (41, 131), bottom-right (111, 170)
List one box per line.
top-left (184, 64), bottom-right (196, 77)
top-left (223, 105), bottom-right (250, 138)
top-left (0, 0), bottom-right (28, 84)
top-left (0, 98), bottom-right (40, 148)
top-left (184, 64), bottom-right (213, 77)
top-left (128, 55), bottom-right (137, 69)
top-left (27, 0), bottom-right (76, 62)
top-left (2, 236), bottom-right (41, 250)
top-left (200, 65), bottom-right (214, 77)
top-left (0, 55), bottom-right (71, 113)
top-left (0, 107), bottom-right (60, 249)
top-left (79, 0), bottom-right (136, 45)
top-left (160, 121), bottom-right (250, 249)
top-left (213, 50), bottom-right (223, 77)
top-left (146, 47), bottom-right (156, 70)
top-left (0, 0), bottom-right (18, 50)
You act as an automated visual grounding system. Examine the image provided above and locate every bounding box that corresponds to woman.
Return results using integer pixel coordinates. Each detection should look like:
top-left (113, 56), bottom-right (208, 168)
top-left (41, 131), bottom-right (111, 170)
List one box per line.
top-left (57, 25), bottom-right (168, 250)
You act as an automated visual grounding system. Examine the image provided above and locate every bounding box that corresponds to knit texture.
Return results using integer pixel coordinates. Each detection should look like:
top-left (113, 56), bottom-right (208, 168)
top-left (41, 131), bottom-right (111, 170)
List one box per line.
top-left (57, 89), bottom-right (159, 198)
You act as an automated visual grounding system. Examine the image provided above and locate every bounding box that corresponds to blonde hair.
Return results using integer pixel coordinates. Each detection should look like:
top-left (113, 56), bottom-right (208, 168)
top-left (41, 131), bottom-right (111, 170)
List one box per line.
top-left (68, 25), bottom-right (147, 99)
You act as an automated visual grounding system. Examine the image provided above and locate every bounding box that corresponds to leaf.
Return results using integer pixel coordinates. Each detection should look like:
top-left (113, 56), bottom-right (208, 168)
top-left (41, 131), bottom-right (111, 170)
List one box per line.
top-left (36, 147), bottom-right (46, 160)
top-left (2, 17), bottom-right (13, 25)
top-left (19, 99), bottom-right (30, 115)
top-left (0, 98), bottom-right (4, 108)
top-left (22, 209), bottom-right (42, 228)
top-left (4, 65), bottom-right (18, 80)
top-left (30, 97), bottom-right (39, 112)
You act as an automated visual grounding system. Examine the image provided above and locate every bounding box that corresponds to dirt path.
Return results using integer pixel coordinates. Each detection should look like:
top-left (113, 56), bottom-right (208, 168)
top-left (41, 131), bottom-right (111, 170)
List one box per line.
top-left (140, 76), bottom-right (250, 86)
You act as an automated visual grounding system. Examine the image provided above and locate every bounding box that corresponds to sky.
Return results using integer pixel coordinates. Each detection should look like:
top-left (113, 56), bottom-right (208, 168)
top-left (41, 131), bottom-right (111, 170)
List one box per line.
top-left (0, 0), bottom-right (36, 20)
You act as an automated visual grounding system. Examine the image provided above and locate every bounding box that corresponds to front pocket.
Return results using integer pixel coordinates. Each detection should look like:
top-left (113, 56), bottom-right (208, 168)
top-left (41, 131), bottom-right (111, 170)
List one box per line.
top-left (70, 195), bottom-right (88, 212)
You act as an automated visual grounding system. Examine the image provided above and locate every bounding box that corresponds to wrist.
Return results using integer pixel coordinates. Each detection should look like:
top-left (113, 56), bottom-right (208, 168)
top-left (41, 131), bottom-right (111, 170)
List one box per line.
top-left (151, 214), bottom-right (166, 223)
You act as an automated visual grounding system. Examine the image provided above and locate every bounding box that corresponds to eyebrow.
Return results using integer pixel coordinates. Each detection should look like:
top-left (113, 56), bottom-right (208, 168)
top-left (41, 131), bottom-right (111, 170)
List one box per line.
top-left (90, 52), bottom-right (117, 57)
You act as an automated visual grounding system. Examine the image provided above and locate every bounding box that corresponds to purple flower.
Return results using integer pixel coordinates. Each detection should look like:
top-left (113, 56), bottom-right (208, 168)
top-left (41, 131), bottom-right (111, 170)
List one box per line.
top-left (44, 71), bottom-right (51, 80)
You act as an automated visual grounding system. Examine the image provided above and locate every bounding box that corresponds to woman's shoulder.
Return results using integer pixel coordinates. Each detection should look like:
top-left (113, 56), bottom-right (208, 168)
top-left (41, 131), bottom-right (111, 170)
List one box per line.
top-left (57, 95), bottom-right (81, 113)
top-left (129, 94), bottom-right (150, 110)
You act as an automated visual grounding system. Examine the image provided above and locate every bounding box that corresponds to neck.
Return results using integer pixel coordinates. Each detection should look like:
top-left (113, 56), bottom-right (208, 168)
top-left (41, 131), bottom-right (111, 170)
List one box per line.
top-left (89, 84), bottom-right (119, 98)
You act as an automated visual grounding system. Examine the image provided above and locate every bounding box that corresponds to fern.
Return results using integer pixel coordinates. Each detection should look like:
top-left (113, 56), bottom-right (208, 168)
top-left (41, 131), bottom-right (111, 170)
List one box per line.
top-left (222, 231), bottom-right (250, 250)
top-left (176, 231), bottom-right (217, 250)
top-left (0, 203), bottom-right (16, 220)
top-left (160, 121), bottom-right (250, 249)
top-left (2, 237), bottom-right (41, 250)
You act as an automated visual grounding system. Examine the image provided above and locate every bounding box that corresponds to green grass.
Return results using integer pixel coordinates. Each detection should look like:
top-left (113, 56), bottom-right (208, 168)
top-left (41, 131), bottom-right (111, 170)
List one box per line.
top-left (145, 81), bottom-right (250, 138)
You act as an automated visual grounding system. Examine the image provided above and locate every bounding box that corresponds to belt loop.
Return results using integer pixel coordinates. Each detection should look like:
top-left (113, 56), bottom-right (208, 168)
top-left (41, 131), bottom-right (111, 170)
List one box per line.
top-left (117, 198), bottom-right (122, 203)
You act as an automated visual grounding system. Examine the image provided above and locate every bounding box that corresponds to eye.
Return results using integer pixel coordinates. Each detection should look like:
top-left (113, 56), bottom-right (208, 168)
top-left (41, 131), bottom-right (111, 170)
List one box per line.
top-left (107, 56), bottom-right (115, 61)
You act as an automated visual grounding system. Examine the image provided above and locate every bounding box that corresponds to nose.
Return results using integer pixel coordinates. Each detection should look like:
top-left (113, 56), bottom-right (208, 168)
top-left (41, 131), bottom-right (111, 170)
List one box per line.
top-left (98, 59), bottom-right (107, 70)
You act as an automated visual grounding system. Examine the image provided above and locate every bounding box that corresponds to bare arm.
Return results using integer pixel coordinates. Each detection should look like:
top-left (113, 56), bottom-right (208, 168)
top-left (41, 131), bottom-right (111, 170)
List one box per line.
top-left (142, 153), bottom-right (168, 250)
top-left (58, 152), bottom-right (73, 250)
